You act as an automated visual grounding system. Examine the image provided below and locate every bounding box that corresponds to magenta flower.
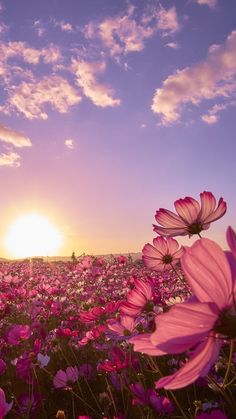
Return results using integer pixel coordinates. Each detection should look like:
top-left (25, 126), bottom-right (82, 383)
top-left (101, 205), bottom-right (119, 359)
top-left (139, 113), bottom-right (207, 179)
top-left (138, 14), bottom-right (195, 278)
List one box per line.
top-left (131, 237), bottom-right (235, 389)
top-left (0, 388), bottom-right (13, 418)
top-left (53, 366), bottom-right (79, 389)
top-left (153, 191), bottom-right (226, 237)
top-left (7, 324), bottom-right (31, 345)
top-left (142, 236), bottom-right (183, 271)
top-left (196, 410), bottom-right (228, 419)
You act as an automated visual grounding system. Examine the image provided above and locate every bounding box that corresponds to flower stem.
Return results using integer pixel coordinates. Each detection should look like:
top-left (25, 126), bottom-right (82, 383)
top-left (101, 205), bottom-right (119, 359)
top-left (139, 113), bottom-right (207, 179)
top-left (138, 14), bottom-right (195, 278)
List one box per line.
top-left (222, 339), bottom-right (234, 388)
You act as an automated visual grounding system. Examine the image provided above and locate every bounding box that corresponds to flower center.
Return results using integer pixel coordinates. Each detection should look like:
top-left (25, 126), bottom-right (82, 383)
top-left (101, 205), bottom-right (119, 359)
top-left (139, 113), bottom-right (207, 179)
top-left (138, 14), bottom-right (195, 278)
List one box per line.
top-left (187, 223), bottom-right (203, 235)
top-left (214, 309), bottom-right (236, 339)
top-left (162, 254), bottom-right (173, 264)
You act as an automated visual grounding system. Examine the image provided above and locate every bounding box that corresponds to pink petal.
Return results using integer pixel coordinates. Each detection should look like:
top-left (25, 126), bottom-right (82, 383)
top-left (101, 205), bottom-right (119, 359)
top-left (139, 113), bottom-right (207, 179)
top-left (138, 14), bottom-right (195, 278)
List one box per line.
top-left (153, 225), bottom-right (187, 237)
top-left (150, 301), bottom-right (218, 354)
top-left (227, 226), bottom-right (236, 259)
top-left (152, 236), bottom-right (168, 255)
top-left (202, 197), bottom-right (227, 224)
top-left (133, 278), bottom-right (153, 300)
top-left (199, 191), bottom-right (216, 221)
top-left (130, 334), bottom-right (165, 356)
top-left (166, 237), bottom-right (181, 255)
top-left (181, 238), bottom-right (232, 310)
top-left (174, 197), bottom-right (200, 224)
top-left (155, 209), bottom-right (186, 228)
top-left (155, 336), bottom-right (222, 389)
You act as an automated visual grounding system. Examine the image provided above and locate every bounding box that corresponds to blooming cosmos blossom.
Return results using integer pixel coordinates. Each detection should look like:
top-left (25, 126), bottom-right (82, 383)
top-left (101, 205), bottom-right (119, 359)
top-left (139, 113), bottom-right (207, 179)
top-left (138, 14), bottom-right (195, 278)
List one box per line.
top-left (53, 366), bottom-right (79, 388)
top-left (120, 278), bottom-right (154, 317)
top-left (0, 388), bottom-right (13, 418)
top-left (153, 191), bottom-right (226, 237)
top-left (130, 237), bottom-right (235, 389)
top-left (7, 324), bottom-right (31, 345)
top-left (142, 236), bottom-right (183, 271)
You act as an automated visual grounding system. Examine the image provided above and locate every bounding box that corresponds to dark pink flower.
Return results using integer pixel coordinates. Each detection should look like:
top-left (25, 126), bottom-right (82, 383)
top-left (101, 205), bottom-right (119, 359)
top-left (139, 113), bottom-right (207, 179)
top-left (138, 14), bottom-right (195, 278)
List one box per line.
top-left (153, 191), bottom-right (226, 237)
top-left (53, 366), bottom-right (79, 389)
top-left (120, 278), bottom-right (154, 317)
top-left (7, 324), bottom-right (31, 345)
top-left (131, 238), bottom-right (235, 389)
top-left (0, 388), bottom-right (13, 418)
top-left (196, 410), bottom-right (228, 419)
top-left (142, 236), bottom-right (183, 271)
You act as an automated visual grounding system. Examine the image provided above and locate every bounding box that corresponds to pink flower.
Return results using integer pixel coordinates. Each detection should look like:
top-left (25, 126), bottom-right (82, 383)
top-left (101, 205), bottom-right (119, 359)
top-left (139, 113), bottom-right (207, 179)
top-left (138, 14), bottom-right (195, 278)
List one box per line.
top-left (107, 315), bottom-right (137, 337)
top-left (153, 191), bottom-right (226, 237)
top-left (131, 238), bottom-right (235, 389)
top-left (120, 278), bottom-right (154, 317)
top-left (0, 388), bottom-right (13, 418)
top-left (196, 410), bottom-right (228, 419)
top-left (7, 324), bottom-right (31, 345)
top-left (142, 236), bottom-right (183, 271)
top-left (53, 366), bottom-right (79, 389)
top-left (227, 226), bottom-right (236, 259)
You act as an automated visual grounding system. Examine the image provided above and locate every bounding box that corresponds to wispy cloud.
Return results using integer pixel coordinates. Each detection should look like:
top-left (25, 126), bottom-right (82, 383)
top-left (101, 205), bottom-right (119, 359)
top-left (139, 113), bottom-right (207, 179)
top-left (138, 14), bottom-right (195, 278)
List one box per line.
top-left (0, 41), bottom-right (61, 65)
top-left (53, 19), bottom-right (74, 33)
top-left (201, 101), bottom-right (236, 124)
top-left (0, 124), bottom-right (31, 147)
top-left (3, 75), bottom-right (82, 119)
top-left (72, 59), bottom-right (121, 107)
top-left (165, 42), bottom-right (179, 49)
top-left (195, 0), bottom-right (218, 9)
top-left (152, 30), bottom-right (236, 125)
top-left (0, 151), bottom-right (21, 167)
top-left (65, 138), bottom-right (75, 149)
top-left (84, 4), bottom-right (180, 59)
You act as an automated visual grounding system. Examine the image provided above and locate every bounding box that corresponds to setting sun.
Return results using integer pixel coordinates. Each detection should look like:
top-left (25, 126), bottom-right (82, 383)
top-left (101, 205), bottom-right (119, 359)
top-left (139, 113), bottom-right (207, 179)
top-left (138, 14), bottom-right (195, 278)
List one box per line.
top-left (4, 214), bottom-right (62, 258)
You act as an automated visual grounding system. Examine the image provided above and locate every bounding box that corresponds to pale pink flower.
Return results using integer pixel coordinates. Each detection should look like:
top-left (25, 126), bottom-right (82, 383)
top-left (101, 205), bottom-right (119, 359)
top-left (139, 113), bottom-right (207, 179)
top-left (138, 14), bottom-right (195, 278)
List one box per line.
top-left (107, 315), bottom-right (137, 337)
top-left (227, 226), bottom-right (236, 259)
top-left (142, 236), bottom-right (183, 271)
top-left (131, 238), bottom-right (235, 389)
top-left (53, 366), bottom-right (79, 388)
top-left (120, 278), bottom-right (154, 317)
top-left (153, 191), bottom-right (226, 237)
top-left (0, 388), bottom-right (13, 417)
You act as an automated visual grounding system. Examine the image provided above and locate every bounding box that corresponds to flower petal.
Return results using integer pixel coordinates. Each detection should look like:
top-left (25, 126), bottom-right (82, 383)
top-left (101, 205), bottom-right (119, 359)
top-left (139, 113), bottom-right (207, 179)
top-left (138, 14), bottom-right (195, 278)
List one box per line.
top-left (202, 197), bottom-right (227, 224)
top-left (181, 238), bottom-right (232, 309)
top-left (227, 226), bottom-right (236, 259)
top-left (150, 301), bottom-right (218, 354)
top-left (155, 336), bottom-right (222, 389)
top-left (174, 197), bottom-right (200, 224)
top-left (155, 209), bottom-right (186, 228)
top-left (130, 334), bottom-right (165, 356)
top-left (199, 191), bottom-right (216, 221)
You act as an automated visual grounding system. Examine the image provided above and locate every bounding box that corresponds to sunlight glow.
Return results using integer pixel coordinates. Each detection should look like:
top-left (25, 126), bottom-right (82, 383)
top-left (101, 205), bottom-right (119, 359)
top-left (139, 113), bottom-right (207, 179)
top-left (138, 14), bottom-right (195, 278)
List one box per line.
top-left (5, 214), bottom-right (62, 258)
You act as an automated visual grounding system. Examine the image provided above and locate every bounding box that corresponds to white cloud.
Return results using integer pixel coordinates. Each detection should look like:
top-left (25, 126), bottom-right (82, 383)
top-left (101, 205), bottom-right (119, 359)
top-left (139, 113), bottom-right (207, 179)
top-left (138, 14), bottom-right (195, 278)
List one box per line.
top-left (165, 42), bottom-right (179, 49)
top-left (84, 5), bottom-right (180, 58)
top-left (33, 20), bottom-right (46, 37)
top-left (65, 138), bottom-right (75, 149)
top-left (3, 75), bottom-right (82, 119)
top-left (156, 6), bottom-right (180, 36)
top-left (0, 42), bottom-right (61, 65)
top-left (196, 0), bottom-right (217, 9)
top-left (53, 19), bottom-right (74, 32)
top-left (151, 30), bottom-right (236, 125)
top-left (0, 151), bottom-right (20, 167)
top-left (72, 59), bottom-right (120, 107)
top-left (0, 124), bottom-right (31, 147)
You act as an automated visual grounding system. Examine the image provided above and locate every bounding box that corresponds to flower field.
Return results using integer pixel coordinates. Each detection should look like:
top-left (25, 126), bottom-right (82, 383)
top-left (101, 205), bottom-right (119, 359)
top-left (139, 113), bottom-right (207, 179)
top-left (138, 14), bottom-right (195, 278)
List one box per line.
top-left (0, 192), bottom-right (235, 419)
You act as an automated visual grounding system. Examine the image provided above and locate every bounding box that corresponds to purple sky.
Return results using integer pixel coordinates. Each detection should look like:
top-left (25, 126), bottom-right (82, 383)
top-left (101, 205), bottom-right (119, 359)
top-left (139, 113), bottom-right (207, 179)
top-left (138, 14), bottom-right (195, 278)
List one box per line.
top-left (0, 0), bottom-right (235, 257)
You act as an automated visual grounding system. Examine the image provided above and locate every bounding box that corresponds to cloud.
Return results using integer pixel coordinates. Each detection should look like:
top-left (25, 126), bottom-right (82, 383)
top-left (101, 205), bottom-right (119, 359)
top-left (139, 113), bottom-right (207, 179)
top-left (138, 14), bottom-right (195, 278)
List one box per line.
top-left (196, 0), bottom-right (217, 9)
top-left (0, 151), bottom-right (21, 167)
top-left (53, 19), bottom-right (74, 32)
top-left (151, 30), bottom-right (236, 125)
top-left (3, 75), bottom-right (82, 119)
top-left (201, 101), bottom-right (236, 124)
top-left (0, 41), bottom-right (61, 65)
top-left (33, 20), bottom-right (46, 37)
top-left (165, 42), bottom-right (179, 49)
top-left (65, 138), bottom-right (75, 149)
top-left (156, 6), bottom-right (180, 36)
top-left (72, 59), bottom-right (120, 107)
top-left (84, 5), bottom-right (180, 58)
top-left (0, 124), bottom-right (31, 147)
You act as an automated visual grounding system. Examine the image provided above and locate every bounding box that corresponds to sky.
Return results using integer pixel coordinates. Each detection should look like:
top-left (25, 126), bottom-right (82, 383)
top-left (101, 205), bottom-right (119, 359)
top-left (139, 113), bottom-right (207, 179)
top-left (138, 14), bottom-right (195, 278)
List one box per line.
top-left (0, 0), bottom-right (235, 258)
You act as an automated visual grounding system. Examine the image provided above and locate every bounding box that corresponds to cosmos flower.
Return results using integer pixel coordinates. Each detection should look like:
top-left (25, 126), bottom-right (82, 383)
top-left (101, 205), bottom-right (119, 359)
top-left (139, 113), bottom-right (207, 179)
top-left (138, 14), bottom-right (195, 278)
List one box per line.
top-left (131, 237), bottom-right (235, 389)
top-left (153, 191), bottom-right (226, 237)
top-left (142, 236), bottom-right (183, 271)
top-left (7, 324), bottom-right (31, 345)
top-left (53, 366), bottom-right (79, 389)
top-left (0, 388), bottom-right (13, 418)
top-left (120, 278), bottom-right (154, 317)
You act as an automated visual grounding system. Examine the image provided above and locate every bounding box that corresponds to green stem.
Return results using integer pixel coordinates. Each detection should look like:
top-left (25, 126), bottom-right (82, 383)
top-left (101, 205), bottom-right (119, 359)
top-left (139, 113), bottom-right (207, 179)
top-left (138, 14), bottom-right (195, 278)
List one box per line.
top-left (222, 340), bottom-right (234, 388)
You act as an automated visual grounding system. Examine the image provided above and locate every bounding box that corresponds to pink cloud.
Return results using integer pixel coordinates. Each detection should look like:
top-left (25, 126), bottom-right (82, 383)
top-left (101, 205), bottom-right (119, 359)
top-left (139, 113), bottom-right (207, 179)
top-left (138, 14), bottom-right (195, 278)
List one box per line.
top-left (0, 151), bottom-right (21, 167)
top-left (201, 101), bottom-right (236, 124)
top-left (152, 30), bottom-right (236, 125)
top-left (72, 59), bottom-right (120, 107)
top-left (53, 19), bottom-right (74, 32)
top-left (84, 5), bottom-right (180, 58)
top-left (0, 124), bottom-right (31, 147)
top-left (196, 0), bottom-right (218, 9)
top-left (0, 41), bottom-right (61, 65)
top-left (3, 75), bottom-right (82, 119)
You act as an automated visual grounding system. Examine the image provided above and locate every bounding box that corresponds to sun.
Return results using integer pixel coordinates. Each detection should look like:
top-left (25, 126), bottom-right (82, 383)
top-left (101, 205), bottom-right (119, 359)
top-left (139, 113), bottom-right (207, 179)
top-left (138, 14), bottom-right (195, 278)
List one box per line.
top-left (5, 214), bottom-right (62, 258)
